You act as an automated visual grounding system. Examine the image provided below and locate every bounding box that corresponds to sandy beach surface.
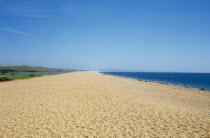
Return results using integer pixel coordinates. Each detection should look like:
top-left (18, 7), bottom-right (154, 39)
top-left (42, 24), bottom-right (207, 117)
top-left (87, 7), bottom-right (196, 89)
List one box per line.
top-left (0, 72), bottom-right (210, 137)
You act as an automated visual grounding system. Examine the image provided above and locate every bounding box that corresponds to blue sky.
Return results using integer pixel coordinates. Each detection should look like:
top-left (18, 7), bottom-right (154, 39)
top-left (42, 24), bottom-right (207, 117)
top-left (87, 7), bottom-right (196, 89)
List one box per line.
top-left (0, 0), bottom-right (210, 72)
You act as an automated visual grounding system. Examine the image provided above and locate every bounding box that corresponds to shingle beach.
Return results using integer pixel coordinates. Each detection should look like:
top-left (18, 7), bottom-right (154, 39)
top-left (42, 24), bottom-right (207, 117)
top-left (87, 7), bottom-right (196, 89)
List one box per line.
top-left (0, 72), bottom-right (209, 137)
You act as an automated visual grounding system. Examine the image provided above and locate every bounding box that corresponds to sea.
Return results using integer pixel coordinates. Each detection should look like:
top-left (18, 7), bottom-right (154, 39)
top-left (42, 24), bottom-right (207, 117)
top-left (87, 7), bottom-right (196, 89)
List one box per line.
top-left (100, 72), bottom-right (210, 91)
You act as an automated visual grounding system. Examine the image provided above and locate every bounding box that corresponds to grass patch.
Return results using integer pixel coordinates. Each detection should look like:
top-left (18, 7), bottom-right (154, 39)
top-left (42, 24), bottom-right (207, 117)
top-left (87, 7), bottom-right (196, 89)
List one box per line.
top-left (0, 72), bottom-right (51, 81)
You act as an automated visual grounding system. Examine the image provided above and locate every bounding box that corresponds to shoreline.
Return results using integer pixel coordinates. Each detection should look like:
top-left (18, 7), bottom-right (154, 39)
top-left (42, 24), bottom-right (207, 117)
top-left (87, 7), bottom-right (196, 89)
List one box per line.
top-left (99, 72), bottom-right (210, 92)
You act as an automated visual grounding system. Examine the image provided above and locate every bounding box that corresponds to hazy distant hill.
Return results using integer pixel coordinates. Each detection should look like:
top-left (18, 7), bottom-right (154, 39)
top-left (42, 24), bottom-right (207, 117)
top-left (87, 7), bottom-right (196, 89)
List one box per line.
top-left (0, 65), bottom-right (71, 72)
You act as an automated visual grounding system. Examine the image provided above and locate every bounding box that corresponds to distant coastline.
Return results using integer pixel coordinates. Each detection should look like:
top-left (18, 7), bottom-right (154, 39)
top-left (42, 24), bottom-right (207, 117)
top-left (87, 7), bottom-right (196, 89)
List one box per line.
top-left (0, 65), bottom-right (74, 73)
top-left (0, 65), bottom-right (74, 82)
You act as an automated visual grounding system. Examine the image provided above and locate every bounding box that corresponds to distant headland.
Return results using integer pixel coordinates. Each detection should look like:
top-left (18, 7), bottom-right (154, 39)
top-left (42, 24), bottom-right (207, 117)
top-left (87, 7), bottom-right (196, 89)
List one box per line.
top-left (0, 65), bottom-right (72, 73)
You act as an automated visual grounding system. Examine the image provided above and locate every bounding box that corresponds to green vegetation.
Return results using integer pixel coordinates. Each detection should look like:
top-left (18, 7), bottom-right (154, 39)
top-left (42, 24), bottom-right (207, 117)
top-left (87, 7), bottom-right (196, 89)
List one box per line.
top-left (0, 77), bottom-right (11, 82)
top-left (0, 72), bottom-right (51, 82)
top-left (0, 65), bottom-right (73, 82)
top-left (0, 65), bottom-right (70, 72)
top-left (29, 74), bottom-right (35, 77)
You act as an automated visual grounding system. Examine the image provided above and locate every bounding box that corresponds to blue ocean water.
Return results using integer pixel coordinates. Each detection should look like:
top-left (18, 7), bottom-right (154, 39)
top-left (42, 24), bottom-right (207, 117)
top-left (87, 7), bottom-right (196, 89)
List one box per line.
top-left (101, 72), bottom-right (210, 91)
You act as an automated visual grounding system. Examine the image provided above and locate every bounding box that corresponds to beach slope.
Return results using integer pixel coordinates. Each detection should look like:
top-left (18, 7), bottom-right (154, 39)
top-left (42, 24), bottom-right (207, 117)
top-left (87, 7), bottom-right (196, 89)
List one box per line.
top-left (0, 72), bottom-right (209, 137)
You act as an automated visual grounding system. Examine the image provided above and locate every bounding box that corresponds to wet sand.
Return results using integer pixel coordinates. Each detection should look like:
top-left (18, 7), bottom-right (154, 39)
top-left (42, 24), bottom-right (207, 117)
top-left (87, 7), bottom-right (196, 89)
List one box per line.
top-left (0, 72), bottom-right (209, 137)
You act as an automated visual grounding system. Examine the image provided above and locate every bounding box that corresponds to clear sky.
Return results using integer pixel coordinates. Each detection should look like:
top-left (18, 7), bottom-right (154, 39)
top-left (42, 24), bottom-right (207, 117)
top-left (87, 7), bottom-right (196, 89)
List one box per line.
top-left (0, 0), bottom-right (210, 72)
